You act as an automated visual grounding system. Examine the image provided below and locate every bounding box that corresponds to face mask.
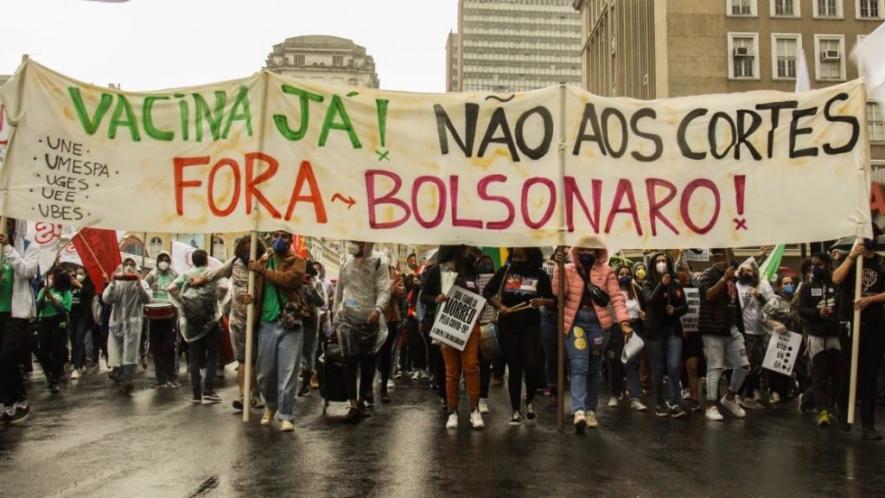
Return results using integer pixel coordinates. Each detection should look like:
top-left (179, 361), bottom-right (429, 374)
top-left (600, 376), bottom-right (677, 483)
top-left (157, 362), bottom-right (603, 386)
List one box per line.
top-left (863, 239), bottom-right (875, 251)
top-left (76, 274), bottom-right (86, 283)
top-left (656, 262), bottom-right (668, 275)
top-left (348, 242), bottom-right (364, 257)
top-left (619, 275), bottom-right (632, 286)
top-left (124, 265), bottom-right (136, 274)
top-left (579, 253), bottom-right (596, 269)
top-left (812, 267), bottom-right (826, 280)
top-left (478, 263), bottom-right (494, 273)
top-left (635, 268), bottom-right (647, 281)
top-left (272, 238), bottom-right (289, 255)
top-left (739, 274), bottom-right (754, 285)
top-left (511, 260), bottom-right (527, 271)
top-left (783, 284), bottom-right (795, 296)
top-left (158, 262), bottom-right (169, 271)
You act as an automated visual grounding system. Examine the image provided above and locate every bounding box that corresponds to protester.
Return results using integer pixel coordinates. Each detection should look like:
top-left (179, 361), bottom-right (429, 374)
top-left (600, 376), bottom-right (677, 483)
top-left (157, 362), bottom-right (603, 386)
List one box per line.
top-left (422, 245), bottom-right (485, 430)
top-left (642, 252), bottom-right (689, 419)
top-left (764, 275), bottom-right (796, 404)
top-left (68, 267), bottom-right (95, 380)
top-left (834, 225), bottom-right (885, 440)
top-left (476, 254), bottom-right (496, 414)
top-left (378, 264), bottom-right (405, 404)
top-left (298, 262), bottom-right (326, 397)
top-left (699, 248), bottom-right (749, 421)
top-left (242, 231), bottom-right (307, 432)
top-left (735, 257), bottom-right (771, 410)
top-left (606, 264), bottom-right (645, 413)
top-left (552, 240), bottom-right (632, 434)
top-left (312, 261), bottom-right (333, 390)
top-left (540, 255), bottom-right (559, 397)
top-left (169, 249), bottom-right (223, 405)
top-left (144, 252), bottom-right (179, 389)
top-left (484, 247), bottom-right (553, 425)
top-left (103, 258), bottom-right (152, 396)
top-left (35, 267), bottom-right (73, 394)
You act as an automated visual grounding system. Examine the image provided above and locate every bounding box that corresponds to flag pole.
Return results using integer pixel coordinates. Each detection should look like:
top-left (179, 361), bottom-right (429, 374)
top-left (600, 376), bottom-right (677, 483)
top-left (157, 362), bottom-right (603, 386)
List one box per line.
top-left (847, 245), bottom-right (864, 425)
top-left (75, 231), bottom-right (111, 277)
top-left (242, 214), bottom-right (259, 423)
top-left (556, 82), bottom-right (566, 433)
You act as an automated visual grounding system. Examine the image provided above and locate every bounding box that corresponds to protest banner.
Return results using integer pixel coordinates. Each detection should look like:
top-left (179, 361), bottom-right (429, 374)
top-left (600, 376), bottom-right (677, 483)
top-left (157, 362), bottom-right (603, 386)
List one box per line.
top-left (429, 285), bottom-right (486, 351)
top-left (763, 331), bottom-right (803, 376)
top-left (0, 60), bottom-right (873, 247)
top-left (681, 287), bottom-right (700, 334)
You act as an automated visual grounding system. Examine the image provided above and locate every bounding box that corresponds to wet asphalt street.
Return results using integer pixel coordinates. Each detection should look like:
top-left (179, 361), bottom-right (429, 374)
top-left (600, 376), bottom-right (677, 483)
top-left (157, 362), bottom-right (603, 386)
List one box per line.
top-left (2, 364), bottom-right (885, 498)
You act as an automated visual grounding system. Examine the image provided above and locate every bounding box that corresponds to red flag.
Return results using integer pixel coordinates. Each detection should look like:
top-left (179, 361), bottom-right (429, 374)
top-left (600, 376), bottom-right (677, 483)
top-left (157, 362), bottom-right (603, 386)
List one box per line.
top-left (72, 228), bottom-right (122, 294)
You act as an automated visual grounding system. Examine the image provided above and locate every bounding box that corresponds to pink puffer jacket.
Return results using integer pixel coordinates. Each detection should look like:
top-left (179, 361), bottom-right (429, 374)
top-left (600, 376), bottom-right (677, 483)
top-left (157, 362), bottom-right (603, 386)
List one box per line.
top-left (552, 246), bottom-right (629, 334)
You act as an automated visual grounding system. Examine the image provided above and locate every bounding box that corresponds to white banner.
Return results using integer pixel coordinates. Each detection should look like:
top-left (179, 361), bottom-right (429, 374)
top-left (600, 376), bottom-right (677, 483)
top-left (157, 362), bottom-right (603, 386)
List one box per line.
top-left (429, 285), bottom-right (485, 351)
top-left (0, 60), bottom-right (873, 247)
top-left (763, 331), bottom-right (803, 376)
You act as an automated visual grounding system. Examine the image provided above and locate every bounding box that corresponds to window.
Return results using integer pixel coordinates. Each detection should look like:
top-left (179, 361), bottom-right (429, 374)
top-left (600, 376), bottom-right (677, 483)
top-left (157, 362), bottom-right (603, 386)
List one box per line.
top-left (149, 237), bottom-right (163, 257)
top-left (857, 0), bottom-right (883, 18)
top-left (728, 33), bottom-right (759, 79)
top-left (869, 102), bottom-right (885, 142)
top-left (815, 35), bottom-right (846, 80)
top-left (772, 34), bottom-right (801, 79)
top-left (212, 236), bottom-right (225, 258)
top-left (728, 0), bottom-right (757, 15)
top-left (293, 55), bottom-right (305, 66)
top-left (772, 0), bottom-right (799, 16)
top-left (814, 0), bottom-right (842, 17)
top-left (333, 55), bottom-right (344, 66)
top-left (858, 34), bottom-right (869, 76)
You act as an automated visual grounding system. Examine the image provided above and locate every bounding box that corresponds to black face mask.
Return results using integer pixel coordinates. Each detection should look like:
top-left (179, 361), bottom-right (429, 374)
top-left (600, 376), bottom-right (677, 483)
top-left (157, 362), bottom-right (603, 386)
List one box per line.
top-left (864, 239), bottom-right (876, 251)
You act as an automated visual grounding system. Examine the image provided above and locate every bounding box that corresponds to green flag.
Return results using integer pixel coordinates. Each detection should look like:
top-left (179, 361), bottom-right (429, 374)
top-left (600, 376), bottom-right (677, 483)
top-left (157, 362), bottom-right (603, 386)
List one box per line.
top-left (759, 245), bottom-right (785, 282)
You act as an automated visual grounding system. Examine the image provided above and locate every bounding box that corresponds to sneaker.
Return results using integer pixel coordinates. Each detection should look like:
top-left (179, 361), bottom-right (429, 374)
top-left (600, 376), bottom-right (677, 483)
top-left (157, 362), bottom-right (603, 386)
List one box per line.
top-left (189, 395), bottom-right (202, 405)
top-left (280, 420), bottom-right (295, 432)
top-left (655, 405), bottom-right (670, 418)
top-left (574, 410), bottom-right (587, 434)
top-left (721, 396), bottom-right (746, 418)
top-left (167, 380), bottom-right (181, 389)
top-left (608, 397), bottom-right (619, 408)
top-left (118, 384), bottom-right (134, 397)
top-left (682, 388), bottom-right (691, 400)
top-left (739, 396), bottom-right (764, 411)
top-left (260, 409), bottom-right (276, 426)
top-left (203, 391), bottom-right (222, 404)
top-left (411, 371), bottom-right (421, 381)
top-left (232, 398), bottom-right (244, 414)
top-left (509, 411), bottom-right (521, 425)
top-left (70, 369), bottom-right (80, 380)
top-left (670, 404), bottom-right (688, 419)
top-left (7, 405), bottom-right (29, 425)
top-left (862, 427), bottom-right (883, 441)
top-left (357, 400), bottom-right (372, 418)
top-left (478, 398), bottom-right (490, 414)
top-left (526, 402), bottom-right (537, 422)
top-left (769, 392), bottom-right (782, 405)
top-left (586, 410), bottom-right (599, 428)
top-left (298, 384), bottom-right (311, 397)
top-left (630, 399), bottom-right (648, 412)
top-left (363, 394), bottom-right (375, 407)
top-left (705, 406), bottom-right (725, 421)
top-left (151, 382), bottom-right (167, 390)
top-left (387, 380), bottom-right (395, 389)
top-left (446, 412), bottom-right (459, 429)
top-left (49, 384), bottom-right (61, 394)
top-left (470, 409), bottom-right (485, 430)
top-left (817, 410), bottom-right (832, 428)
top-left (343, 408), bottom-right (362, 424)
top-left (251, 396), bottom-right (265, 410)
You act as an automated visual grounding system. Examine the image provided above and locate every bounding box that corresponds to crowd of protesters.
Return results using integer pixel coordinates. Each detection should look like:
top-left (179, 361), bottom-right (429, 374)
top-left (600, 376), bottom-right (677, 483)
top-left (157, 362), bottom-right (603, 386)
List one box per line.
top-left (1, 217), bottom-right (883, 441)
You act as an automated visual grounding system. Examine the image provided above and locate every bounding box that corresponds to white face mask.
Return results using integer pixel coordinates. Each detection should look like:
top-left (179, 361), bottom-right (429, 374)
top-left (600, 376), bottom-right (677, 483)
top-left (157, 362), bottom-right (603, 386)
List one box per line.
top-left (347, 242), bottom-right (363, 256)
top-left (124, 265), bottom-right (136, 274)
top-left (656, 262), bottom-right (668, 275)
top-left (76, 274), bottom-right (86, 282)
top-left (158, 262), bottom-right (170, 271)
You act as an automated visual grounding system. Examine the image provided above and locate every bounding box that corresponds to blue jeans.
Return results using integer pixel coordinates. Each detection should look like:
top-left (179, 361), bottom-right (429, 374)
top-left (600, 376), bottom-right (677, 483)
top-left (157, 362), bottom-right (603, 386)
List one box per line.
top-left (564, 309), bottom-right (609, 413)
top-left (646, 333), bottom-right (683, 407)
top-left (702, 329), bottom-right (750, 402)
top-left (606, 326), bottom-right (642, 400)
top-left (257, 320), bottom-right (304, 421)
top-left (540, 307), bottom-right (558, 388)
top-left (70, 317), bottom-right (88, 370)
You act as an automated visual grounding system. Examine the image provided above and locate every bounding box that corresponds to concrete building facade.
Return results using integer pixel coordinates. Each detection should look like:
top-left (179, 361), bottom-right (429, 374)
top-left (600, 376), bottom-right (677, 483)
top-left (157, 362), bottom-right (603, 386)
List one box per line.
top-left (452, 0), bottom-right (583, 92)
top-left (264, 35), bottom-right (380, 88)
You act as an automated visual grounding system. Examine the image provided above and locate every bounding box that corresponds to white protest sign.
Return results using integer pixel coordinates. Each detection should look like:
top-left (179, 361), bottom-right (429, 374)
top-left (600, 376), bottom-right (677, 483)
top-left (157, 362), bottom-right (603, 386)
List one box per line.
top-left (681, 287), bottom-right (700, 333)
top-left (763, 331), bottom-right (803, 375)
top-left (430, 285), bottom-right (486, 351)
top-left (682, 249), bottom-right (710, 262)
top-left (0, 59), bottom-right (873, 247)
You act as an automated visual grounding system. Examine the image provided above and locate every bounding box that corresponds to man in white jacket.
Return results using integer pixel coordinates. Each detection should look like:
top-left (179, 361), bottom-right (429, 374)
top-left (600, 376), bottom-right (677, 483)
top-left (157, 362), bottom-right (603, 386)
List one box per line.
top-left (103, 258), bottom-right (152, 396)
top-left (0, 221), bottom-right (39, 425)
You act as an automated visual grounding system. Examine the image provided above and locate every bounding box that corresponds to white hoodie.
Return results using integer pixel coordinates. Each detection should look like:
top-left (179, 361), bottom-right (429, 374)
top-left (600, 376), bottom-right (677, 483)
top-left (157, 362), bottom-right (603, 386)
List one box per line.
top-left (4, 243), bottom-right (39, 319)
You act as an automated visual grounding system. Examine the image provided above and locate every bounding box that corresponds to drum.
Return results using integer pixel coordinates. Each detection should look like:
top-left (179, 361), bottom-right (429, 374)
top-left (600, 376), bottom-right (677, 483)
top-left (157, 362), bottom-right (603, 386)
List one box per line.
top-left (144, 302), bottom-right (176, 320)
top-left (479, 322), bottom-right (502, 360)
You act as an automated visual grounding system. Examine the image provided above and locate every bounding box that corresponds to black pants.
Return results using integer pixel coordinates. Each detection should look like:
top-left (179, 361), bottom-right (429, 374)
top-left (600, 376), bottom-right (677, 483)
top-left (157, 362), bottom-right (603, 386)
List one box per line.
top-left (480, 357), bottom-right (492, 398)
top-left (343, 354), bottom-right (375, 402)
top-left (149, 317), bottom-right (177, 384)
top-left (432, 343), bottom-right (446, 400)
top-left (501, 323), bottom-right (541, 412)
top-left (0, 313), bottom-right (28, 406)
top-left (812, 348), bottom-right (841, 412)
top-left (37, 315), bottom-right (68, 386)
top-left (188, 324), bottom-right (220, 397)
top-left (378, 321), bottom-right (399, 393)
top-left (840, 322), bottom-right (885, 428)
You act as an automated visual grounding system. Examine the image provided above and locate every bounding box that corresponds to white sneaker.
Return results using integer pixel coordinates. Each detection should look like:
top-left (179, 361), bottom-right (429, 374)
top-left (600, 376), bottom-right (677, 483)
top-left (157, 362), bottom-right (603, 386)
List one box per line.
top-left (70, 369), bottom-right (80, 380)
top-left (411, 371), bottom-right (421, 381)
top-left (608, 397), bottom-right (619, 408)
top-left (386, 380), bottom-right (395, 389)
top-left (478, 398), bottom-right (490, 414)
top-left (260, 409), bottom-right (276, 426)
top-left (446, 413), bottom-right (459, 429)
top-left (682, 388), bottom-right (691, 400)
top-left (470, 409), bottom-right (485, 430)
top-left (279, 420), bottom-right (295, 432)
top-left (586, 410), bottom-right (599, 428)
top-left (738, 396), bottom-right (764, 411)
top-left (705, 406), bottom-right (724, 421)
top-left (630, 399), bottom-right (648, 412)
top-left (721, 396), bottom-right (746, 418)
top-left (769, 392), bottom-right (782, 405)
top-left (573, 410), bottom-right (587, 433)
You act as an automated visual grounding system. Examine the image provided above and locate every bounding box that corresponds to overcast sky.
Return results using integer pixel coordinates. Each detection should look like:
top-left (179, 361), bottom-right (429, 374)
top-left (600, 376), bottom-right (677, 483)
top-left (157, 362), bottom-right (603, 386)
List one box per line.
top-left (0, 0), bottom-right (457, 92)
